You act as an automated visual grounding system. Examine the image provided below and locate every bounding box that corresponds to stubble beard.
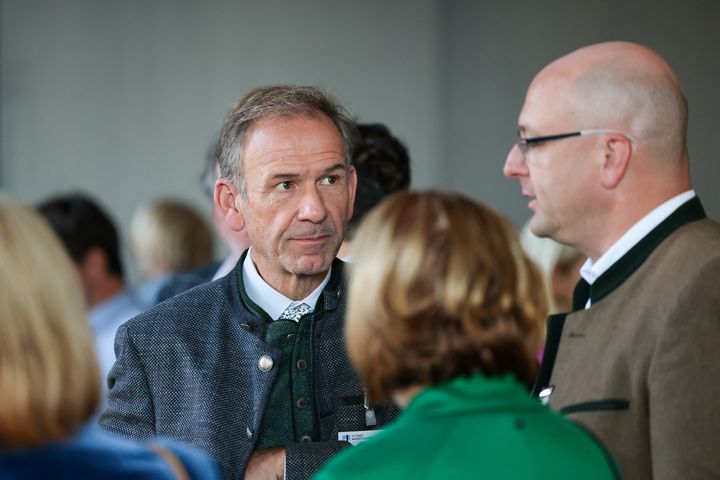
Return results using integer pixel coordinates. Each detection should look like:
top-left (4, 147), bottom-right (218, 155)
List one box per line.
top-left (529, 210), bottom-right (557, 240)
top-left (280, 223), bottom-right (341, 276)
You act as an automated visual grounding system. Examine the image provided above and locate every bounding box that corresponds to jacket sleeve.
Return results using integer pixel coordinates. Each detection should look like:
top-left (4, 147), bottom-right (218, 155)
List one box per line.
top-left (285, 441), bottom-right (349, 480)
top-left (157, 440), bottom-right (222, 480)
top-left (99, 322), bottom-right (156, 442)
top-left (648, 258), bottom-right (720, 479)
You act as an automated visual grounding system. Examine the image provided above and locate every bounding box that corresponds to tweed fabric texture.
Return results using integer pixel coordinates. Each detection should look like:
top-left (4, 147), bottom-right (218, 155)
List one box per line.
top-left (548, 217), bottom-right (720, 479)
top-left (100, 257), bottom-right (399, 480)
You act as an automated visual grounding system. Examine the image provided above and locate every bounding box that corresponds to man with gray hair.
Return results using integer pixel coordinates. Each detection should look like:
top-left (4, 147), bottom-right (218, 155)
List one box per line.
top-left (504, 42), bottom-right (720, 478)
top-left (101, 85), bottom-right (397, 479)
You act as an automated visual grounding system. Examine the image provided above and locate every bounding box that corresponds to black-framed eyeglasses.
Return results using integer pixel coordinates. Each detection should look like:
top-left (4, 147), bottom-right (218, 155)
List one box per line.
top-left (516, 128), bottom-right (635, 161)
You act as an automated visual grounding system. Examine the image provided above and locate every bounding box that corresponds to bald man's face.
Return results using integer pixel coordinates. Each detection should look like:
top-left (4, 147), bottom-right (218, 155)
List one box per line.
top-left (504, 73), bottom-right (601, 244)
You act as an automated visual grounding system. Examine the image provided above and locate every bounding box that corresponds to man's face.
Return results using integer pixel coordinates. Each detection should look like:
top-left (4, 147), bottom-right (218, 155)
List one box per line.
top-left (503, 77), bottom-right (597, 244)
top-left (237, 114), bottom-right (355, 285)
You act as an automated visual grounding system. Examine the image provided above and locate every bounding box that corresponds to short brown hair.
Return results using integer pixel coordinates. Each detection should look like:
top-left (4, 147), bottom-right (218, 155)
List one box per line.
top-left (216, 85), bottom-right (357, 195)
top-left (0, 193), bottom-right (100, 447)
top-left (347, 191), bottom-right (547, 402)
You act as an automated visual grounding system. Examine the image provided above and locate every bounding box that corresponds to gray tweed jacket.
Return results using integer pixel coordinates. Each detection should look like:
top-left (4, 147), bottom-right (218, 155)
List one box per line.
top-left (100, 258), bottom-right (397, 480)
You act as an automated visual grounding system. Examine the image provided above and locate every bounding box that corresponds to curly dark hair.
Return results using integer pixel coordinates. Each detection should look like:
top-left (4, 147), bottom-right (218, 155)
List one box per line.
top-left (346, 123), bottom-right (410, 239)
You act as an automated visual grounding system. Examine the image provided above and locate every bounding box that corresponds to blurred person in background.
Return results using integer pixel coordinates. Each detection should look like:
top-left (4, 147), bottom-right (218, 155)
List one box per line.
top-left (0, 192), bottom-right (219, 479)
top-left (129, 198), bottom-right (213, 310)
top-left (157, 145), bottom-right (251, 302)
top-left (315, 191), bottom-right (619, 480)
top-left (337, 122), bottom-right (410, 260)
top-left (37, 193), bottom-right (142, 408)
top-left (202, 145), bottom-right (253, 281)
top-left (520, 223), bottom-right (584, 314)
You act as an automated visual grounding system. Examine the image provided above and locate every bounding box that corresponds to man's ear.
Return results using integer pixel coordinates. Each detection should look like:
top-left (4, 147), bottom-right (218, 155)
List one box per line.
top-left (601, 135), bottom-right (633, 189)
top-left (346, 165), bottom-right (357, 220)
top-left (215, 178), bottom-right (245, 232)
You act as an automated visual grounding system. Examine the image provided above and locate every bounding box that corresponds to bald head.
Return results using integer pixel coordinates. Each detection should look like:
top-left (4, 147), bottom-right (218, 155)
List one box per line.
top-left (531, 41), bottom-right (688, 166)
top-left (506, 42), bottom-right (693, 258)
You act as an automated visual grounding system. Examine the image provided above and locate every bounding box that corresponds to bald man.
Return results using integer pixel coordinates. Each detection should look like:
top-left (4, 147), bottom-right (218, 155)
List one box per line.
top-left (505, 42), bottom-right (720, 479)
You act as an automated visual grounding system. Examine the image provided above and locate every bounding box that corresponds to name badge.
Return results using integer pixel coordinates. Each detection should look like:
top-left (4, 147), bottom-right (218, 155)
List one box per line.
top-left (539, 385), bottom-right (554, 405)
top-left (338, 429), bottom-right (381, 446)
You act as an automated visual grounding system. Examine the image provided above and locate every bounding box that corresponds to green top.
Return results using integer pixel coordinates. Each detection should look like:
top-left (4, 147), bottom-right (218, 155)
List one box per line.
top-left (315, 374), bottom-right (620, 479)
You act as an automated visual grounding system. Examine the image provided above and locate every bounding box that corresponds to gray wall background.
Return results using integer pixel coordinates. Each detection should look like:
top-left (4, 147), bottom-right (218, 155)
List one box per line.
top-left (2, 0), bottom-right (719, 281)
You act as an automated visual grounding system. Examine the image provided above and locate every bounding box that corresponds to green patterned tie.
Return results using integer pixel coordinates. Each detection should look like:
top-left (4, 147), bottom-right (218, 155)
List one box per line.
top-left (278, 303), bottom-right (312, 321)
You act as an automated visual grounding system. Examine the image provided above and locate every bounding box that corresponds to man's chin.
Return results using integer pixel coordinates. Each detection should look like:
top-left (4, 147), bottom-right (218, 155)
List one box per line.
top-left (529, 216), bottom-right (553, 239)
top-left (286, 252), bottom-right (335, 276)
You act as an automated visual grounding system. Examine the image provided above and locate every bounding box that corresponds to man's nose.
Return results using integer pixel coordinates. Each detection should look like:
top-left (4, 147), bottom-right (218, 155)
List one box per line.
top-left (297, 185), bottom-right (328, 223)
top-left (503, 143), bottom-right (528, 179)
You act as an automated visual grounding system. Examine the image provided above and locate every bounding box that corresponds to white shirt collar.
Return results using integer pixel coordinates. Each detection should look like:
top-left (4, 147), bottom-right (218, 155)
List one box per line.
top-left (580, 190), bottom-right (696, 286)
top-left (242, 247), bottom-right (331, 321)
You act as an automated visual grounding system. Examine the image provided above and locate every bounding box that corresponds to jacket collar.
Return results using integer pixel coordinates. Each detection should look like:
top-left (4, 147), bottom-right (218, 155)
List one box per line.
top-left (234, 249), bottom-right (345, 321)
top-left (406, 374), bottom-right (541, 417)
top-left (572, 197), bottom-right (706, 311)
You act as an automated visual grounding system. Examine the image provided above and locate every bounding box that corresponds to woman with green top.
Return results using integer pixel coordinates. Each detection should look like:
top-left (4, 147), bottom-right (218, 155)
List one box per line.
top-left (315, 190), bottom-right (620, 480)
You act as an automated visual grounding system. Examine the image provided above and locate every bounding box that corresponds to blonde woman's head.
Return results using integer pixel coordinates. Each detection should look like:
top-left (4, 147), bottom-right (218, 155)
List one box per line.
top-left (0, 193), bottom-right (100, 447)
top-left (347, 190), bottom-right (547, 402)
top-left (129, 199), bottom-right (213, 278)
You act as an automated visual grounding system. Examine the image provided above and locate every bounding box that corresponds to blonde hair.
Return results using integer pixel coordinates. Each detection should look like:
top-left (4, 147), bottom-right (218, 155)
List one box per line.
top-left (130, 199), bottom-right (213, 278)
top-left (347, 191), bottom-right (547, 402)
top-left (520, 223), bottom-right (584, 314)
top-left (0, 193), bottom-right (100, 447)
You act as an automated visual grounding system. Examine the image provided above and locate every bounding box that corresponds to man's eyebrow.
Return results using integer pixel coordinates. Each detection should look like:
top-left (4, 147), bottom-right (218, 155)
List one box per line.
top-left (269, 172), bottom-right (301, 181)
top-left (321, 164), bottom-right (347, 175)
top-left (267, 164), bottom-right (346, 182)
